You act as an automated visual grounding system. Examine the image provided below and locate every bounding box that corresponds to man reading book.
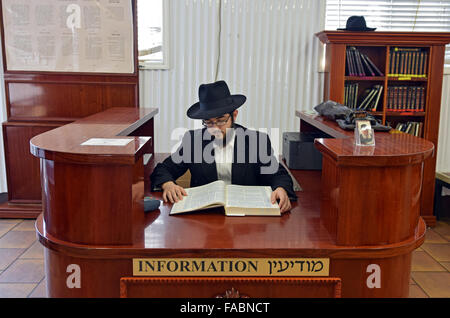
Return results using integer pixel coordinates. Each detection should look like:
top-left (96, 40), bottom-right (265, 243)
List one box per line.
top-left (150, 80), bottom-right (296, 213)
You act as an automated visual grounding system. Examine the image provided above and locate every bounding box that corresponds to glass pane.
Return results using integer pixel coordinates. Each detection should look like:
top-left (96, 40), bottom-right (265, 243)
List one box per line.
top-left (137, 0), bottom-right (164, 65)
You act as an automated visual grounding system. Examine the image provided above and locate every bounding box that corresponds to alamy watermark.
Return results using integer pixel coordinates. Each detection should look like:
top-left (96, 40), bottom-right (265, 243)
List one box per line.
top-left (168, 126), bottom-right (281, 175)
top-left (66, 264), bottom-right (81, 289)
top-left (366, 264), bottom-right (381, 289)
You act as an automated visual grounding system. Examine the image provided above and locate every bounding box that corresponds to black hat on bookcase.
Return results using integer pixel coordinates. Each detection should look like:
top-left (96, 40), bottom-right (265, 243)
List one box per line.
top-left (337, 16), bottom-right (376, 31)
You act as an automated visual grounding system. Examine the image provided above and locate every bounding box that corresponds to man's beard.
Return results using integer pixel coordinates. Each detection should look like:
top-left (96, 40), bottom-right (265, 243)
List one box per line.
top-left (211, 125), bottom-right (235, 147)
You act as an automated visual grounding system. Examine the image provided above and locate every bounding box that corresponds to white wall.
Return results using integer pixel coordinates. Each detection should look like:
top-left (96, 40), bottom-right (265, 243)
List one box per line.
top-left (0, 33), bottom-right (7, 193)
top-left (140, 0), bottom-right (326, 154)
top-left (437, 74), bottom-right (450, 173)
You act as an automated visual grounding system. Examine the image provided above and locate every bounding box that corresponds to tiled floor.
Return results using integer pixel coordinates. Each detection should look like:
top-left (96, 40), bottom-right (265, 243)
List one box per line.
top-left (0, 219), bottom-right (46, 298)
top-left (0, 218), bottom-right (449, 298)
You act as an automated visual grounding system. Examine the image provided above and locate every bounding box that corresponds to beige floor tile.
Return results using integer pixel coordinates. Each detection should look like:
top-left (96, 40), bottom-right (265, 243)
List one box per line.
top-left (19, 241), bottom-right (44, 259)
top-left (412, 250), bottom-right (447, 271)
top-left (0, 259), bottom-right (44, 283)
top-left (408, 284), bottom-right (429, 298)
top-left (28, 279), bottom-right (47, 298)
top-left (0, 219), bottom-right (23, 226)
top-left (441, 262), bottom-right (450, 271)
top-left (433, 221), bottom-right (450, 237)
top-left (425, 229), bottom-right (448, 243)
top-left (12, 220), bottom-right (36, 231)
top-left (0, 283), bottom-right (37, 298)
top-left (411, 272), bottom-right (450, 298)
top-left (0, 223), bottom-right (17, 238)
top-left (0, 231), bottom-right (36, 248)
top-left (421, 243), bottom-right (450, 262)
top-left (0, 248), bottom-right (26, 270)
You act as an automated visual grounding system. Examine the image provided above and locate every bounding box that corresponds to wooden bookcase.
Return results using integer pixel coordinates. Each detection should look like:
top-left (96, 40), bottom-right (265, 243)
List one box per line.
top-left (316, 31), bottom-right (450, 227)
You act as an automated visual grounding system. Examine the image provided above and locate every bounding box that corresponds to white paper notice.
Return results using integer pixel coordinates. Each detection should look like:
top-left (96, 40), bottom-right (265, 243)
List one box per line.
top-left (81, 138), bottom-right (133, 146)
top-left (2, 0), bottom-right (134, 73)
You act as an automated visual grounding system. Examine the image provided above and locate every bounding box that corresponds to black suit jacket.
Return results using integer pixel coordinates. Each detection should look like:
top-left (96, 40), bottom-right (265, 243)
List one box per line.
top-left (150, 124), bottom-right (297, 200)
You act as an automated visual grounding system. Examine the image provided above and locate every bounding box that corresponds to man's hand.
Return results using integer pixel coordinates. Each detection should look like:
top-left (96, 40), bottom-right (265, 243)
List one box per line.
top-left (271, 187), bottom-right (291, 213)
top-left (161, 181), bottom-right (187, 203)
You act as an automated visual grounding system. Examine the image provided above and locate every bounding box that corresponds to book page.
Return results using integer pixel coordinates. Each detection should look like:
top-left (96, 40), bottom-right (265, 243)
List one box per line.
top-left (170, 180), bottom-right (226, 215)
top-left (225, 185), bottom-right (276, 209)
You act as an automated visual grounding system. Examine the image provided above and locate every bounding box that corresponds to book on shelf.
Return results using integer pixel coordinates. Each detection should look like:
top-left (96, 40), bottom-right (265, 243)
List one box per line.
top-left (350, 50), bottom-right (359, 75)
top-left (356, 84), bottom-right (383, 111)
top-left (362, 52), bottom-right (384, 77)
top-left (344, 82), bottom-right (359, 109)
top-left (371, 85), bottom-right (383, 111)
top-left (387, 86), bottom-right (425, 112)
top-left (347, 48), bottom-right (357, 76)
top-left (346, 47), bottom-right (384, 77)
top-left (358, 87), bottom-right (377, 110)
top-left (346, 49), bottom-right (353, 75)
top-left (360, 53), bottom-right (376, 76)
top-left (388, 47), bottom-right (428, 77)
top-left (395, 121), bottom-right (423, 137)
top-left (355, 50), bottom-right (365, 76)
top-left (170, 180), bottom-right (281, 216)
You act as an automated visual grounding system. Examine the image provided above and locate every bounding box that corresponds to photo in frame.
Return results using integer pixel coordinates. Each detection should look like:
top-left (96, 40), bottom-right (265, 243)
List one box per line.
top-left (355, 120), bottom-right (375, 146)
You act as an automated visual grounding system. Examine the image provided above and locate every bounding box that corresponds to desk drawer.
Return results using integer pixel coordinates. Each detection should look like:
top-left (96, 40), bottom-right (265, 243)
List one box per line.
top-left (120, 277), bottom-right (341, 298)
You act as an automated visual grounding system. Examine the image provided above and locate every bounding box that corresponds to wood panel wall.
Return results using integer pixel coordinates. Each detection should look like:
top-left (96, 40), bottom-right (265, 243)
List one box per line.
top-left (0, 0), bottom-right (139, 218)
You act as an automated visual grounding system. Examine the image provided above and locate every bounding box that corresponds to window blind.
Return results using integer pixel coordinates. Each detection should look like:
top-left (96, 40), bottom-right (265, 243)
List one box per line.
top-left (325, 0), bottom-right (450, 67)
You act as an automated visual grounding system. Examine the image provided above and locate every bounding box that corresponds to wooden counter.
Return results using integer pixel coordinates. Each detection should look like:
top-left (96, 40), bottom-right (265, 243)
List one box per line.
top-left (31, 107), bottom-right (157, 247)
top-left (31, 109), bottom-right (431, 298)
top-left (297, 112), bottom-right (432, 248)
top-left (297, 111), bottom-right (436, 227)
top-left (297, 111), bottom-right (434, 165)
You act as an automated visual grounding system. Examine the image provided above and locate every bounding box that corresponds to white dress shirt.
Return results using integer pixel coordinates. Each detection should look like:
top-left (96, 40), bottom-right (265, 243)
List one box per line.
top-left (212, 130), bottom-right (235, 185)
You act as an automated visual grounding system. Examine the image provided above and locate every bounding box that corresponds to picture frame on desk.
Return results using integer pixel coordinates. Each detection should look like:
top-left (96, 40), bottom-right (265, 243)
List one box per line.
top-left (355, 120), bottom-right (375, 146)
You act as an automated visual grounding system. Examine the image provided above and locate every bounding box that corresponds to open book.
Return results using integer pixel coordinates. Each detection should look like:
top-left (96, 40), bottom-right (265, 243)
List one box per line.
top-left (170, 180), bottom-right (281, 216)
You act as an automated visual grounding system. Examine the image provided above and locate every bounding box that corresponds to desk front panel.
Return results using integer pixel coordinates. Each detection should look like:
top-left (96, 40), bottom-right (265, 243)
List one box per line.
top-left (42, 242), bottom-right (416, 298)
top-left (2, 122), bottom-right (64, 204)
top-left (120, 277), bottom-right (342, 298)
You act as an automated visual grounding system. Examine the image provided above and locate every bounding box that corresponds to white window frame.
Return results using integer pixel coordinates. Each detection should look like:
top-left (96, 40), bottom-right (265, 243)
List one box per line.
top-left (138, 0), bottom-right (170, 70)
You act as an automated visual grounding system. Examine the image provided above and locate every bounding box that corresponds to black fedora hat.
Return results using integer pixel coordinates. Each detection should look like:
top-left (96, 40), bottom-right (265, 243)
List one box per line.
top-left (187, 80), bottom-right (246, 119)
top-left (337, 16), bottom-right (376, 31)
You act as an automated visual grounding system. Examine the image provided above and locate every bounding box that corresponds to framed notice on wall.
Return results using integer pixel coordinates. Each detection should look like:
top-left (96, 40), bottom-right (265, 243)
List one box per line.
top-left (1, 0), bottom-right (135, 73)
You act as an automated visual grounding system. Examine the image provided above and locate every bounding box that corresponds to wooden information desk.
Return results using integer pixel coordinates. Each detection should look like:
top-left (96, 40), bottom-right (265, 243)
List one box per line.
top-left (31, 109), bottom-right (432, 298)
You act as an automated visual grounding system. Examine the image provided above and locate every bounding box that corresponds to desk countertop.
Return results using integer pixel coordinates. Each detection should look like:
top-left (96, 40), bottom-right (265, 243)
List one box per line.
top-left (296, 111), bottom-right (434, 166)
top-left (30, 107), bottom-right (158, 164)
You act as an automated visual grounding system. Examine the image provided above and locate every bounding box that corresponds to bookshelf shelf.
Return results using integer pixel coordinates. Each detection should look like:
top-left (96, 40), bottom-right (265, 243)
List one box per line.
top-left (345, 76), bottom-right (385, 81)
top-left (388, 76), bottom-right (427, 82)
top-left (316, 30), bottom-right (450, 227)
top-left (386, 111), bottom-right (426, 117)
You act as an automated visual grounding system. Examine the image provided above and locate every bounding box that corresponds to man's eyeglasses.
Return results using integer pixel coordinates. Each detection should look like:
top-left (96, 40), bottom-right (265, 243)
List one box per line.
top-left (202, 114), bottom-right (231, 127)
